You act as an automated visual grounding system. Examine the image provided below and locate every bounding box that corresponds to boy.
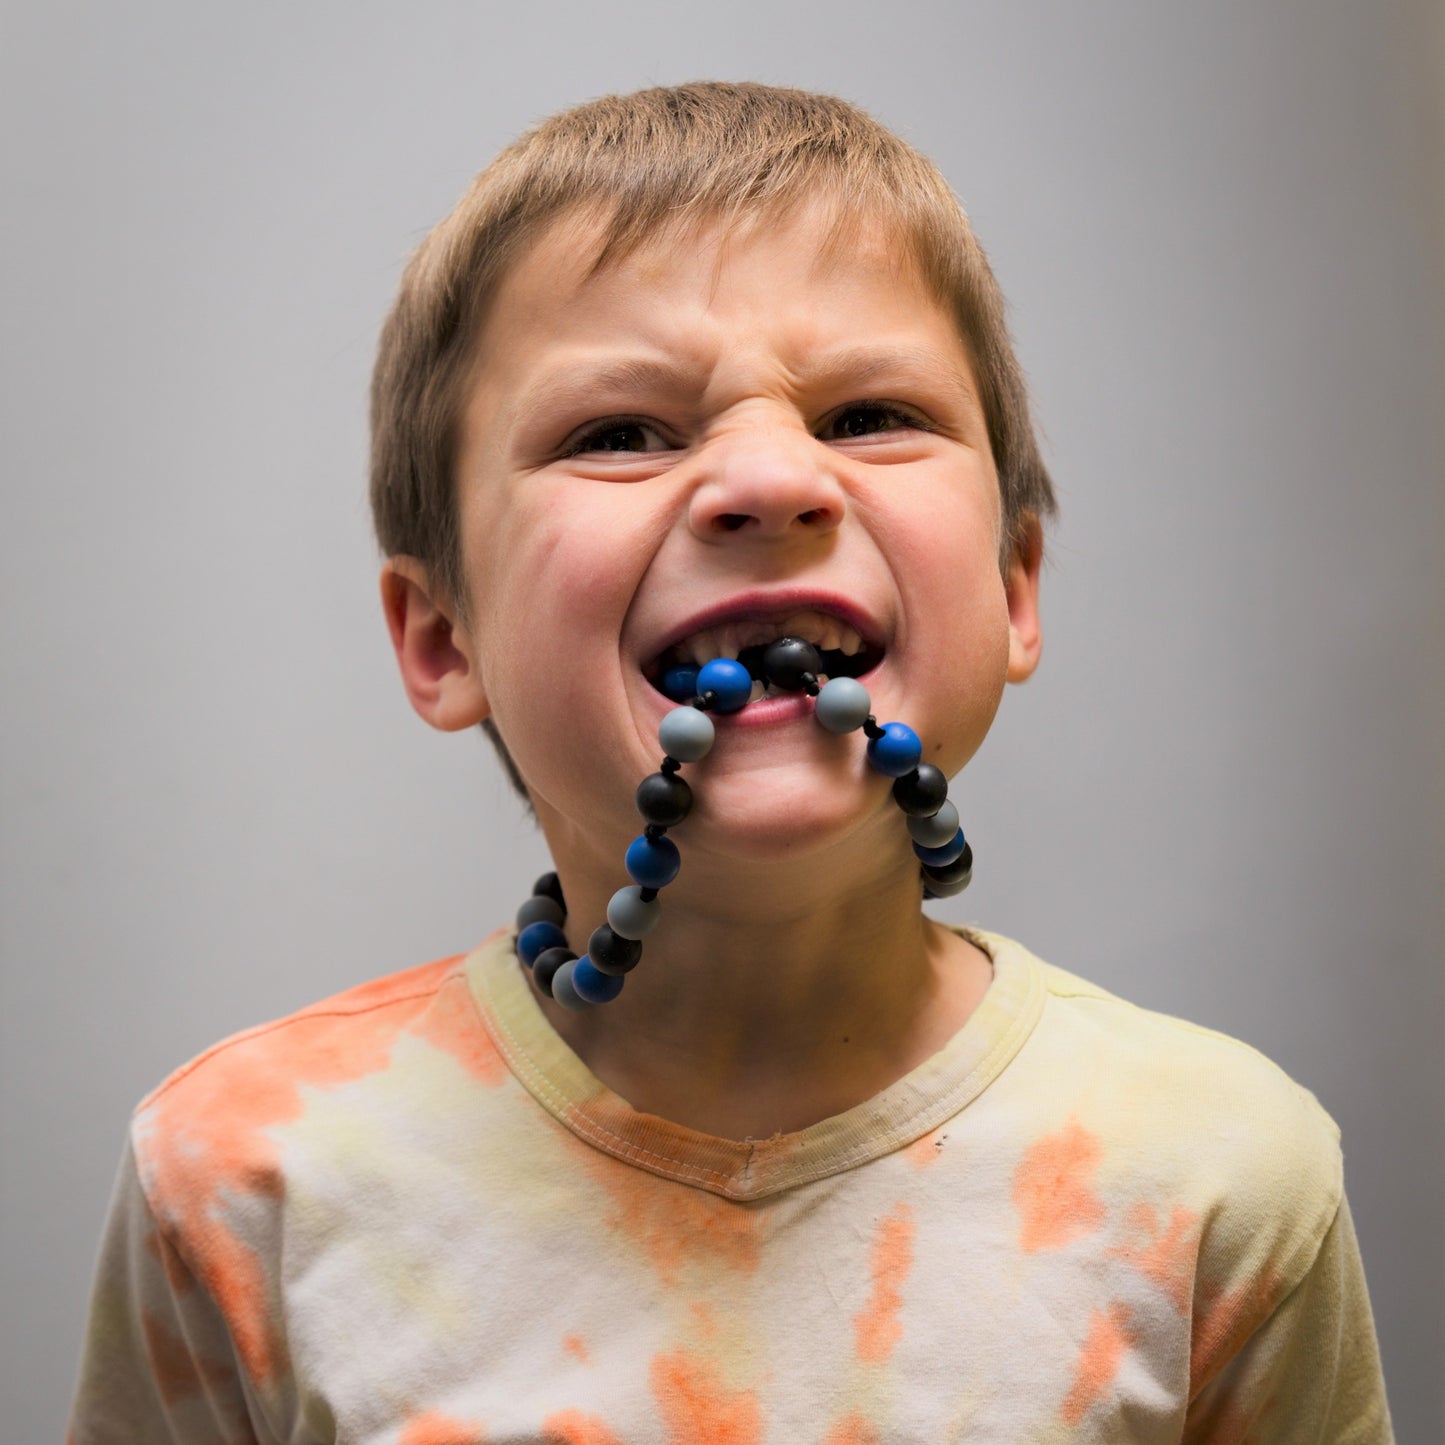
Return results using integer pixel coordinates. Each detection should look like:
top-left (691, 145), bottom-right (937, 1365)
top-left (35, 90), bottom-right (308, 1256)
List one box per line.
top-left (69, 83), bottom-right (1392, 1441)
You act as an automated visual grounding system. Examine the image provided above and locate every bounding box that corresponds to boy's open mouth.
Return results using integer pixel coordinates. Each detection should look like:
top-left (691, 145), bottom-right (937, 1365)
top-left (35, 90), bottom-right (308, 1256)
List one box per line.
top-left (643, 609), bottom-right (885, 703)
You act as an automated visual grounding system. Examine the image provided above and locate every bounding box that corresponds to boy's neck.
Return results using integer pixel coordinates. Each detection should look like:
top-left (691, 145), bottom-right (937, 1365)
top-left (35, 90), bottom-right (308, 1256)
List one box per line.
top-left (530, 847), bottom-right (994, 1140)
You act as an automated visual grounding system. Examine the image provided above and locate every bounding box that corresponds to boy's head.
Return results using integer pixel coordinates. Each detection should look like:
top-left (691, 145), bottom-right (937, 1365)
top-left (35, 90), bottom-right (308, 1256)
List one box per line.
top-left (371, 82), bottom-right (1054, 811)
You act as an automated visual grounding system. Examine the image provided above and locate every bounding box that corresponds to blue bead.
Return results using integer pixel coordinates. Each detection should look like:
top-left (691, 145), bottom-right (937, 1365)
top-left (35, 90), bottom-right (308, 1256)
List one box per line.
top-left (866, 721), bottom-right (923, 778)
top-left (517, 919), bottom-right (568, 967)
top-left (660, 663), bottom-right (700, 702)
top-left (913, 827), bottom-right (968, 867)
top-left (696, 657), bottom-right (752, 713)
top-left (572, 956), bottom-right (625, 1004)
top-left (550, 959), bottom-right (591, 1010)
top-left (625, 833), bottom-right (682, 889)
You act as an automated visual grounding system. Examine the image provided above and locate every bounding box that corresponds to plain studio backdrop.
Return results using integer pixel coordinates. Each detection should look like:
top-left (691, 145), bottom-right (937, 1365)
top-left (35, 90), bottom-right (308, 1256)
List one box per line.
top-left (2, 1), bottom-right (1441, 1437)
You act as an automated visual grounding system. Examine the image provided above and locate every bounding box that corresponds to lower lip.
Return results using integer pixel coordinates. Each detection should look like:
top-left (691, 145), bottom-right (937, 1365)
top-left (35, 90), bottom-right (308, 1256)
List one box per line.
top-left (716, 691), bottom-right (817, 728)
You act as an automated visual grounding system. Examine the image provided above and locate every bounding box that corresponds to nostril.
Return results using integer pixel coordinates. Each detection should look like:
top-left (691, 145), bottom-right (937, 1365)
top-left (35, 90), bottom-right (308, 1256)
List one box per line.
top-left (798, 508), bottom-right (828, 526)
top-left (716, 514), bottom-right (751, 532)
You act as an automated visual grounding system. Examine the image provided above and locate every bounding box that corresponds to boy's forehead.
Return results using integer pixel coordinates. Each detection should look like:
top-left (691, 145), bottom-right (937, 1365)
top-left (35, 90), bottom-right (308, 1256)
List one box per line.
top-left (478, 200), bottom-right (951, 378)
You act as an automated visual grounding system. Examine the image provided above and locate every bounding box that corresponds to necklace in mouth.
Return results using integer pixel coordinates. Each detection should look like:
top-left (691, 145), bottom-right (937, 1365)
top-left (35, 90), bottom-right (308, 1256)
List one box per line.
top-left (513, 637), bottom-right (974, 1010)
top-left (646, 612), bottom-right (884, 704)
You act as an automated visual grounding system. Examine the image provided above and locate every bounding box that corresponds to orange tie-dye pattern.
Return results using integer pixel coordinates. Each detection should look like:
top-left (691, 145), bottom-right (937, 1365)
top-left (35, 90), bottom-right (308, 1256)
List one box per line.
top-left (1189, 1265), bottom-right (1286, 1399)
top-left (411, 974), bottom-right (508, 1086)
top-left (1011, 1116), bottom-right (1106, 1253)
top-left (135, 955), bottom-right (465, 1385)
top-left (821, 1411), bottom-right (882, 1445)
top-left (1060, 1301), bottom-right (1136, 1426)
top-left (852, 1202), bottom-right (915, 1364)
top-left (399, 1410), bottom-right (487, 1445)
top-left (560, 1332), bottom-right (591, 1364)
top-left (585, 1156), bottom-right (763, 1286)
top-left (649, 1347), bottom-right (763, 1445)
top-left (541, 1409), bottom-right (624, 1445)
top-left (1108, 1201), bottom-right (1200, 1314)
top-left (904, 1129), bottom-right (946, 1168)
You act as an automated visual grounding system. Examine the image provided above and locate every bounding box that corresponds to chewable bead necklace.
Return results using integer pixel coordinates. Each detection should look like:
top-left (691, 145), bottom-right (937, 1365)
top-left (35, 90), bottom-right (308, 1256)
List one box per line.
top-left (513, 636), bottom-right (973, 1010)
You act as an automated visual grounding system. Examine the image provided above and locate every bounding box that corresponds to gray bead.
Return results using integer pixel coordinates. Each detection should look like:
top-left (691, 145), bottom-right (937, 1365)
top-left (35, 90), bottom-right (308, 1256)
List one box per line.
top-left (515, 894), bottom-right (566, 930)
top-left (924, 867), bottom-right (972, 899)
top-left (658, 706), bottom-right (715, 762)
top-left (550, 959), bottom-right (592, 1010)
top-left (607, 885), bottom-right (662, 940)
top-left (907, 800), bottom-right (960, 848)
top-left (814, 676), bottom-right (872, 733)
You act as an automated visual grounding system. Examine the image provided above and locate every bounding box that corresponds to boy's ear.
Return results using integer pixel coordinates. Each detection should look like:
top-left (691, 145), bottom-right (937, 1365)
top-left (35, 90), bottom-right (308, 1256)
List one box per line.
top-left (1004, 515), bottom-right (1044, 684)
top-left (379, 557), bottom-right (490, 731)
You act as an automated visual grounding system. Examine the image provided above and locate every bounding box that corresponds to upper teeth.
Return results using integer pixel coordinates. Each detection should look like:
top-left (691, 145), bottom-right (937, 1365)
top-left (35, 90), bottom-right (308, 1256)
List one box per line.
top-left (669, 611), bottom-right (865, 667)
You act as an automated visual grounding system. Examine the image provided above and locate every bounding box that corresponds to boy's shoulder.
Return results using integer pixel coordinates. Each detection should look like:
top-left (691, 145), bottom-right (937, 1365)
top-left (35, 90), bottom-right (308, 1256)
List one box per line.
top-left (128, 941), bottom-right (511, 1213)
top-left (138, 949), bottom-right (475, 1112)
top-left (983, 933), bottom-right (1345, 1305)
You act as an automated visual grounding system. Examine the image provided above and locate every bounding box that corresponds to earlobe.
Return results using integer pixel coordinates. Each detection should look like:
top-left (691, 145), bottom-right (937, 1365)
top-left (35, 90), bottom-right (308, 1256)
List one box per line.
top-left (379, 558), bottom-right (490, 731)
top-left (1004, 516), bottom-right (1044, 684)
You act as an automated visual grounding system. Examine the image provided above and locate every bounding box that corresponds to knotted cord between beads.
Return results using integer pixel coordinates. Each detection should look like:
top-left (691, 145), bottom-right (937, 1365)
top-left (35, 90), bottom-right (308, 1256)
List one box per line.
top-left (514, 637), bottom-right (973, 1009)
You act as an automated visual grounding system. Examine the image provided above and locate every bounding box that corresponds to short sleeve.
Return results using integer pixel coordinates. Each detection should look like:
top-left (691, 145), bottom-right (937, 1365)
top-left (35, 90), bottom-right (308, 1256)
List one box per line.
top-left (1183, 1192), bottom-right (1394, 1442)
top-left (67, 1139), bottom-right (264, 1445)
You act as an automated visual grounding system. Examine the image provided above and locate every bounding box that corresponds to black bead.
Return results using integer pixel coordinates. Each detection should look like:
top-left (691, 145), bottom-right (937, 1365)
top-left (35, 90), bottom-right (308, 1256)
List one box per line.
top-left (921, 842), bottom-right (973, 887)
top-left (533, 871), bottom-right (565, 907)
top-left (636, 770), bottom-right (693, 826)
top-left (761, 636), bottom-right (823, 692)
top-left (892, 764), bottom-right (948, 816)
top-left (532, 946), bottom-right (575, 993)
top-left (587, 924), bottom-right (643, 976)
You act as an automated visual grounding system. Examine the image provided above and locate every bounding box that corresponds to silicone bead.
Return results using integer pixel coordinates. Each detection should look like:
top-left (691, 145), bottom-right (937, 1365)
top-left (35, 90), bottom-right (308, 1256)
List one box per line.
top-left (761, 636), bottom-right (822, 691)
top-left (517, 920), bottom-right (568, 967)
top-left (625, 832), bottom-right (682, 889)
top-left (658, 706), bottom-right (715, 762)
top-left (607, 885), bottom-right (662, 940)
top-left (922, 842), bottom-right (974, 888)
top-left (572, 956), bottom-right (625, 1004)
top-left (913, 827), bottom-right (968, 868)
top-left (660, 663), bottom-right (699, 702)
top-left (532, 946), bottom-right (575, 994)
top-left (636, 771), bottom-right (693, 826)
top-left (696, 657), bottom-right (752, 712)
top-left (515, 894), bottom-right (566, 930)
top-left (906, 800), bottom-right (959, 849)
top-left (866, 722), bottom-right (922, 777)
top-left (891, 764), bottom-right (948, 816)
top-left (550, 959), bottom-right (592, 1010)
top-left (587, 924), bottom-right (643, 976)
top-left (923, 861), bottom-right (972, 898)
top-left (814, 676), bottom-right (872, 733)
top-left (533, 871), bottom-right (565, 907)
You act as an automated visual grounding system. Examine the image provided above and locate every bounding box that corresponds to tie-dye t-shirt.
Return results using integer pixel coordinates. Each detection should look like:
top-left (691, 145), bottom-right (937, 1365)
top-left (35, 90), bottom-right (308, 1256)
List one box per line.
top-left (69, 930), bottom-right (1392, 1442)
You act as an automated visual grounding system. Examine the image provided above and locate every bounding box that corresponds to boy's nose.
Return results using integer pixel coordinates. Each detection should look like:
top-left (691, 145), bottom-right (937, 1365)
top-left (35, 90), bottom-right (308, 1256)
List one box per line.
top-left (687, 426), bottom-right (845, 541)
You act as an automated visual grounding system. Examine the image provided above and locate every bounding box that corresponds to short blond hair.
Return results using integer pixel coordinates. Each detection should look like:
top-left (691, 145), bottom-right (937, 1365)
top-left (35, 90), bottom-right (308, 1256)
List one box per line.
top-left (369, 82), bottom-right (1056, 796)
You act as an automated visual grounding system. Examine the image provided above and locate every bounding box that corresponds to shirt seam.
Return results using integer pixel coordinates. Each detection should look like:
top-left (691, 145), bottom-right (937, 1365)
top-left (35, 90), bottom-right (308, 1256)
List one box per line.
top-left (139, 962), bottom-right (468, 1110)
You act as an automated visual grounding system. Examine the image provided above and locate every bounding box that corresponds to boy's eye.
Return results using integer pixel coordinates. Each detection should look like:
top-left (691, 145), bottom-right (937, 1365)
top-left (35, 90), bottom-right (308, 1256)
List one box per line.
top-left (817, 403), bottom-right (923, 441)
top-left (566, 418), bottom-right (673, 455)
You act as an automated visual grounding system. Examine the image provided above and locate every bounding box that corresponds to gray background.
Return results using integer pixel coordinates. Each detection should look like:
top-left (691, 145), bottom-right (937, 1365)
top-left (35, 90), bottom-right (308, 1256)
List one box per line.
top-left (3, 0), bottom-right (1441, 1437)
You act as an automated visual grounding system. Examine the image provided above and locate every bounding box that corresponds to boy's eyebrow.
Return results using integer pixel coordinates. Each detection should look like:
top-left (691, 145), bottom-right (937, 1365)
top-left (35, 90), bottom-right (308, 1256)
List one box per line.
top-left (809, 344), bottom-right (980, 406)
top-left (513, 344), bottom-right (978, 418)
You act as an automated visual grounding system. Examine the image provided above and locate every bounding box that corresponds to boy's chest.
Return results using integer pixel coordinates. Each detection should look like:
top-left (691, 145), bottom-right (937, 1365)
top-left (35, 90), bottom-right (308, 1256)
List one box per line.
top-left (270, 1155), bottom-right (1198, 1443)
